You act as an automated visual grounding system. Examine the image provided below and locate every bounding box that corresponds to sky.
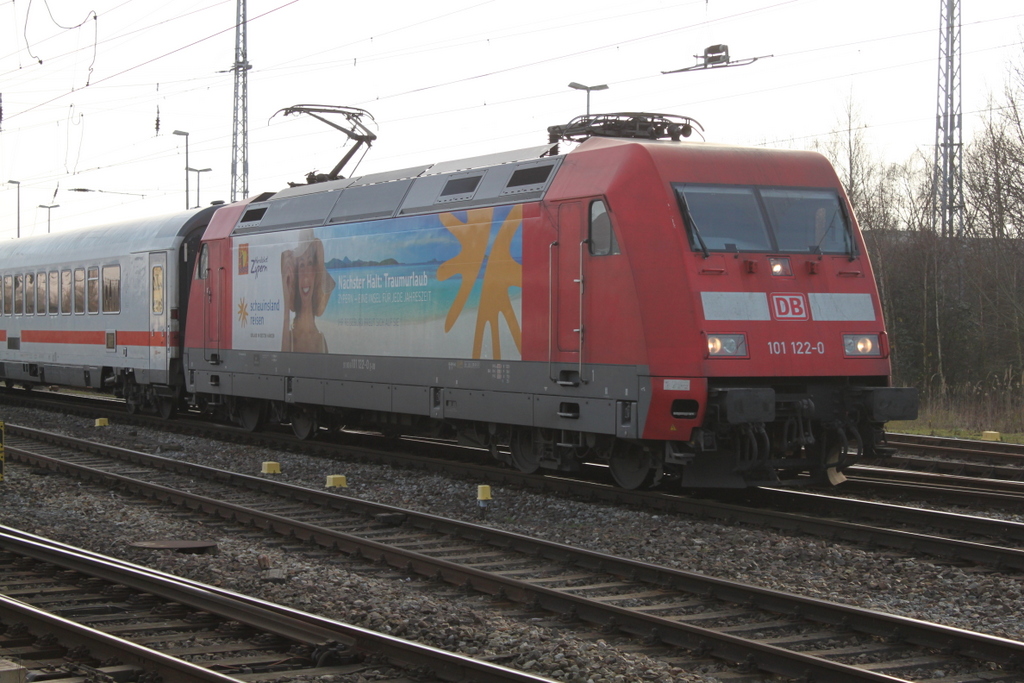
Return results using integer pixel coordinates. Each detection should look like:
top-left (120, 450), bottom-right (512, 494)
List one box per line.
top-left (0, 0), bottom-right (1022, 238)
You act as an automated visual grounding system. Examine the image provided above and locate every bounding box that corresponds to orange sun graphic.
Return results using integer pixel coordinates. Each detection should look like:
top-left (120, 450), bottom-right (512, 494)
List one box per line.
top-left (236, 298), bottom-right (248, 326)
top-left (437, 206), bottom-right (522, 359)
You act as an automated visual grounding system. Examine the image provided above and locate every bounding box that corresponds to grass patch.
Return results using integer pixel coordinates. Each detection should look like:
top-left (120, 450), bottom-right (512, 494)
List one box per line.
top-left (888, 396), bottom-right (1024, 444)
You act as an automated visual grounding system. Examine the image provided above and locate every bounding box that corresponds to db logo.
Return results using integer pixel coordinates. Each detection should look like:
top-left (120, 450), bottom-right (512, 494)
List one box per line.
top-left (771, 293), bottom-right (809, 321)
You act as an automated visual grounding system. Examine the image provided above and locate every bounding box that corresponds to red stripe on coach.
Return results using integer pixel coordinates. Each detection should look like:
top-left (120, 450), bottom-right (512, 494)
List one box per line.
top-left (22, 330), bottom-right (106, 344)
top-left (19, 330), bottom-right (167, 347)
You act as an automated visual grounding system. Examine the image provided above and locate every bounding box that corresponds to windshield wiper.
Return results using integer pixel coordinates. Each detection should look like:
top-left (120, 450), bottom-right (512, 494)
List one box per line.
top-left (679, 195), bottom-right (710, 259)
top-left (812, 207), bottom-right (858, 260)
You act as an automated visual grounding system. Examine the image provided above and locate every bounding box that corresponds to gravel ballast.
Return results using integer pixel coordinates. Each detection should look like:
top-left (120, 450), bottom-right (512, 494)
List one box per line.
top-left (2, 405), bottom-right (1023, 682)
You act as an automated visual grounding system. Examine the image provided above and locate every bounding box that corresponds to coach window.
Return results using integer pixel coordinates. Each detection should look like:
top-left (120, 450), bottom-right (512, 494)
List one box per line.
top-left (152, 265), bottom-right (164, 314)
top-left (14, 275), bottom-right (24, 315)
top-left (36, 271), bottom-right (46, 315)
top-left (60, 271), bottom-right (71, 314)
top-left (49, 271), bottom-right (59, 314)
top-left (588, 200), bottom-right (619, 256)
top-left (4, 275), bottom-right (12, 315)
top-left (102, 266), bottom-right (121, 314)
top-left (74, 269), bottom-right (85, 314)
top-left (25, 273), bottom-right (35, 315)
top-left (87, 267), bottom-right (99, 314)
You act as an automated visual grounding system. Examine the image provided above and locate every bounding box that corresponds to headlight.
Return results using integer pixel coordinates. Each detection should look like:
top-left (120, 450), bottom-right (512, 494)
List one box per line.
top-left (843, 334), bottom-right (881, 356)
top-left (769, 257), bottom-right (792, 276)
top-left (707, 334), bottom-right (747, 357)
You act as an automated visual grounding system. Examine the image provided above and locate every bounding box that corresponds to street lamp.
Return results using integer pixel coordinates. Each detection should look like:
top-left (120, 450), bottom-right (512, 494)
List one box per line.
top-left (186, 167), bottom-right (212, 208)
top-left (6, 180), bottom-right (20, 239)
top-left (38, 204), bottom-right (59, 234)
top-left (568, 82), bottom-right (608, 116)
top-left (173, 130), bottom-right (189, 209)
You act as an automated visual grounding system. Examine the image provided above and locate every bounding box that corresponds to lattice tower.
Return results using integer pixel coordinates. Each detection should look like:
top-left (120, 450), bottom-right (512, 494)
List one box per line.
top-left (933, 0), bottom-right (964, 237)
top-left (230, 0), bottom-right (250, 202)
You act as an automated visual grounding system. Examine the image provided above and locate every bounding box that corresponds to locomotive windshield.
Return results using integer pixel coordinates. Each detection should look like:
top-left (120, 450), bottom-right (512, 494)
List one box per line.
top-left (675, 185), bottom-right (852, 255)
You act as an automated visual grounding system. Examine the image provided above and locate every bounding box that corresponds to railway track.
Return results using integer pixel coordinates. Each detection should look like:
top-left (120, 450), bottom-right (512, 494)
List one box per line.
top-left (835, 433), bottom-right (1024, 507)
top-left (0, 526), bottom-right (549, 682)
top-left (9, 391), bottom-right (1024, 498)
top-left (840, 466), bottom-right (1024, 511)
top-left (877, 433), bottom-right (1024, 481)
top-left (5, 424), bottom-right (1024, 682)
top-left (7, 391), bottom-right (1024, 569)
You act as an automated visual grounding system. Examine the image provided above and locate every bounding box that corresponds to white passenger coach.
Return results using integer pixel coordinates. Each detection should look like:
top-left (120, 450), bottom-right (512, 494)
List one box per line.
top-left (0, 208), bottom-right (214, 416)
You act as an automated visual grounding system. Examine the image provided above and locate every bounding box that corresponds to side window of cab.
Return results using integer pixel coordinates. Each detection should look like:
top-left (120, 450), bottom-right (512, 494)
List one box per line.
top-left (196, 244), bottom-right (209, 280)
top-left (588, 199), bottom-right (620, 256)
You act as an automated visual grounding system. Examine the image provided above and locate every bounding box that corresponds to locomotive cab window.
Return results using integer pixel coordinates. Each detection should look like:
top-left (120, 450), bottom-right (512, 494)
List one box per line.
top-left (677, 186), bottom-right (771, 252)
top-left (588, 200), bottom-right (620, 256)
top-left (675, 184), bottom-right (852, 255)
top-left (762, 189), bottom-right (852, 255)
top-left (102, 265), bottom-right (121, 314)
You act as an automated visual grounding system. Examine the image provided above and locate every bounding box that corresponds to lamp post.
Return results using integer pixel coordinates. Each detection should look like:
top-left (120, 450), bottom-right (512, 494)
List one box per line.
top-left (172, 130), bottom-right (189, 209)
top-left (6, 180), bottom-right (20, 239)
top-left (186, 167), bottom-right (212, 208)
top-left (38, 204), bottom-right (59, 234)
top-left (568, 82), bottom-right (608, 116)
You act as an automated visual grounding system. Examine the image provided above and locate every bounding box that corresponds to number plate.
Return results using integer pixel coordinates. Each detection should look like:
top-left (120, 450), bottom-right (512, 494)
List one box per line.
top-left (767, 341), bottom-right (825, 355)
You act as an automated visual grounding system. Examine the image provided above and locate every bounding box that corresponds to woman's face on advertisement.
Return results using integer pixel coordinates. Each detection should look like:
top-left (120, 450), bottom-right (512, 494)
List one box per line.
top-left (297, 248), bottom-right (315, 308)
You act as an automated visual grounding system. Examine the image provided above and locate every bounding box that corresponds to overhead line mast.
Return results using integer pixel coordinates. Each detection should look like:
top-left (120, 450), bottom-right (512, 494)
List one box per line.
top-left (933, 0), bottom-right (964, 238)
top-left (230, 0), bottom-right (250, 203)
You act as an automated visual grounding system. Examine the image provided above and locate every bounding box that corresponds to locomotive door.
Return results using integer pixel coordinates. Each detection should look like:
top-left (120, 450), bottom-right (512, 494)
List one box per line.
top-left (556, 202), bottom-right (583, 353)
top-left (148, 253), bottom-right (168, 382)
top-left (202, 241), bottom-right (224, 363)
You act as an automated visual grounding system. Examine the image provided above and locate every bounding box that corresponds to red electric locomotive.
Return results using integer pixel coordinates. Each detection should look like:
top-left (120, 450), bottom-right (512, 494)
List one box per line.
top-left (0, 113), bottom-right (916, 488)
top-left (180, 113), bottom-right (916, 488)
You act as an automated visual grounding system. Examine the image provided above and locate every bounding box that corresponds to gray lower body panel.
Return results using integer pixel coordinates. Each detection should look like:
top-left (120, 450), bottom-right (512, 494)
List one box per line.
top-left (186, 348), bottom-right (645, 437)
top-left (0, 362), bottom-right (104, 389)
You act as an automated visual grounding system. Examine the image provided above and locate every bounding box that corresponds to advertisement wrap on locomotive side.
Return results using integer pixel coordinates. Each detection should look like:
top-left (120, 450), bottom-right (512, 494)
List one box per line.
top-left (231, 205), bottom-right (524, 361)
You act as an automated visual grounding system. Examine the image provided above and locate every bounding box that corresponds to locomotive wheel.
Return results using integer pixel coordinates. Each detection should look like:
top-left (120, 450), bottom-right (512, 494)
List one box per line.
top-left (291, 408), bottom-right (319, 440)
top-left (608, 444), bottom-right (661, 490)
top-left (822, 443), bottom-right (848, 486)
top-left (508, 428), bottom-right (541, 474)
top-left (237, 399), bottom-right (265, 432)
top-left (158, 397), bottom-right (177, 420)
top-left (807, 435), bottom-right (849, 486)
top-left (126, 399), bottom-right (140, 415)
